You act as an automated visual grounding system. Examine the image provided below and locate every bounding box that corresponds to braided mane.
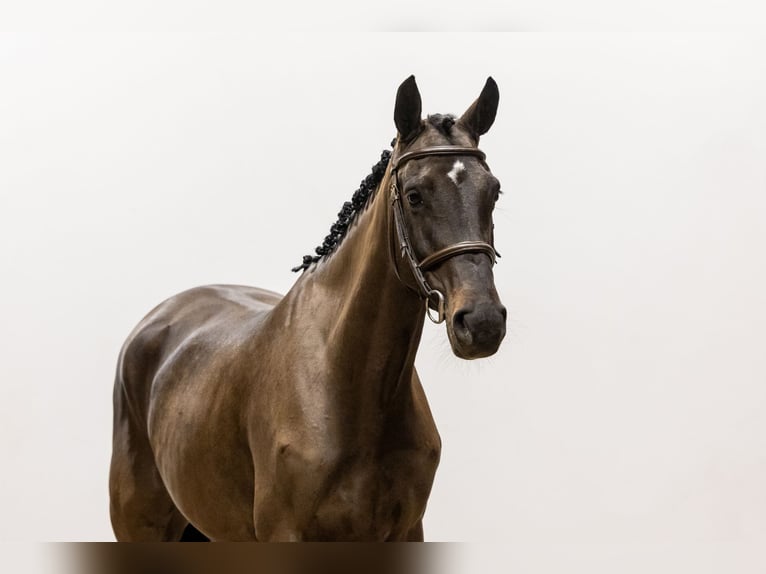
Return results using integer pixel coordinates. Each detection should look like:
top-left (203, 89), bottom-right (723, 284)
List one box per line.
top-left (291, 115), bottom-right (456, 273)
top-left (291, 146), bottom-right (393, 272)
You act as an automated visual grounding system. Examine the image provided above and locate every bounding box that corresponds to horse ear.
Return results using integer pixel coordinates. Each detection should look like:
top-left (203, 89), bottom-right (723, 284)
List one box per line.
top-left (394, 75), bottom-right (422, 142)
top-left (459, 77), bottom-right (499, 138)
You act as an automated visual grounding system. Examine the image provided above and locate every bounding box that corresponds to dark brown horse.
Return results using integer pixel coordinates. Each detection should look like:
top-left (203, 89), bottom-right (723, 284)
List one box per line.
top-left (109, 76), bottom-right (506, 541)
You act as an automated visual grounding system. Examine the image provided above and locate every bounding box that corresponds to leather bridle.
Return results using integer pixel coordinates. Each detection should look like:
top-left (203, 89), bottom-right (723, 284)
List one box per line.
top-left (389, 146), bottom-right (499, 324)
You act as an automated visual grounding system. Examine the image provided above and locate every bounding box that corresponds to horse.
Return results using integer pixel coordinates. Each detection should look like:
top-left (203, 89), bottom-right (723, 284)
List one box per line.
top-left (109, 75), bottom-right (507, 541)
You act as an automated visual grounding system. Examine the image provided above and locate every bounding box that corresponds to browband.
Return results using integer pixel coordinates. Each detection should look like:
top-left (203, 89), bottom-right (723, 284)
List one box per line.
top-left (391, 147), bottom-right (486, 172)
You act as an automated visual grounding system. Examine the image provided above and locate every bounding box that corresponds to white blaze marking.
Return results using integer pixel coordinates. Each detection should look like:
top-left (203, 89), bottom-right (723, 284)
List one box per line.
top-left (447, 160), bottom-right (465, 185)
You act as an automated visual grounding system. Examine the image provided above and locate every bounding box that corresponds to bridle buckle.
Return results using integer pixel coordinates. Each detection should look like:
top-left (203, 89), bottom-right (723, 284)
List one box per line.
top-left (426, 290), bottom-right (446, 324)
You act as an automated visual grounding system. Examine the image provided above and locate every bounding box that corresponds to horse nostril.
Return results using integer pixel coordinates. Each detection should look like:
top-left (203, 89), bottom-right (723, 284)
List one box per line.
top-left (452, 307), bottom-right (472, 334)
top-left (499, 305), bottom-right (507, 322)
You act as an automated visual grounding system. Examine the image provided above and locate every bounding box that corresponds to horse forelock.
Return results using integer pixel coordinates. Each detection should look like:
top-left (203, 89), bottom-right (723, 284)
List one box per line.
top-left (426, 114), bottom-right (457, 137)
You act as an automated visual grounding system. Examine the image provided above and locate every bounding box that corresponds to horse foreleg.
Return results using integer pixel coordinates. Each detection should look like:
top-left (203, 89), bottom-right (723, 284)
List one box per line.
top-left (404, 520), bottom-right (424, 541)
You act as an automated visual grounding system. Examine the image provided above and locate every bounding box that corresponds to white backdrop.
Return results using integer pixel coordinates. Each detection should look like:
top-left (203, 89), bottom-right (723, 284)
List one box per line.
top-left (1, 19), bottom-right (765, 574)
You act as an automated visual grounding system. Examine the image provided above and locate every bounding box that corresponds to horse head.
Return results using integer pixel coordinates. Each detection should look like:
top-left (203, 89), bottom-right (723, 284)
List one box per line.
top-left (392, 75), bottom-right (507, 359)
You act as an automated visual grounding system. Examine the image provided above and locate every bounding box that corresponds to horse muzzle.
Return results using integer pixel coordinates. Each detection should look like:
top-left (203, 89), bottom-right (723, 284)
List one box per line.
top-left (448, 300), bottom-right (507, 359)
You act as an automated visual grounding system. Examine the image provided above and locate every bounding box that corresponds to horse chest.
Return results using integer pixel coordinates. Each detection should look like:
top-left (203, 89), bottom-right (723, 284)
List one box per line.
top-left (271, 441), bottom-right (440, 541)
top-left (314, 450), bottom-right (438, 540)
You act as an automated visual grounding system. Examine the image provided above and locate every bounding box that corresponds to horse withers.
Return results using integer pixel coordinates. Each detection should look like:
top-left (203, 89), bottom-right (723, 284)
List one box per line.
top-left (109, 76), bottom-right (506, 541)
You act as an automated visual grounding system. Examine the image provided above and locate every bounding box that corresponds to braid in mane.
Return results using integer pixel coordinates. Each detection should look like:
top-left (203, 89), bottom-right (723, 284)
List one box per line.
top-left (292, 146), bottom-right (393, 272)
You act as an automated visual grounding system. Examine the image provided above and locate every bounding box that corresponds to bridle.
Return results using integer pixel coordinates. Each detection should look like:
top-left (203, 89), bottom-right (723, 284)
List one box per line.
top-left (389, 145), bottom-right (499, 324)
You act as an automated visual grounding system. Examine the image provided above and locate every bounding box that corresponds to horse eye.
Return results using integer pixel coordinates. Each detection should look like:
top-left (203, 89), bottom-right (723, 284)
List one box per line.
top-left (406, 191), bottom-right (423, 206)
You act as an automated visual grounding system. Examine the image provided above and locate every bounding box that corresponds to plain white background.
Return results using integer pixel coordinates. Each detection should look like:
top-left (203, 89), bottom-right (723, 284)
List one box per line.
top-left (1, 6), bottom-right (765, 572)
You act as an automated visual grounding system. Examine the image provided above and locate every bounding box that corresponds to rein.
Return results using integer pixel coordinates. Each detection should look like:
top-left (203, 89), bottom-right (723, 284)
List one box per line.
top-left (389, 146), bottom-right (498, 324)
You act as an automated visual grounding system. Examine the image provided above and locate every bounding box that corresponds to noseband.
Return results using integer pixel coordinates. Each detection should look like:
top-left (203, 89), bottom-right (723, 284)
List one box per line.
top-left (389, 146), bottom-right (499, 324)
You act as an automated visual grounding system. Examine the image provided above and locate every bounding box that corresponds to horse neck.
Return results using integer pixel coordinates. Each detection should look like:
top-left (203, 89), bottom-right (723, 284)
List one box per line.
top-left (287, 165), bottom-right (426, 406)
